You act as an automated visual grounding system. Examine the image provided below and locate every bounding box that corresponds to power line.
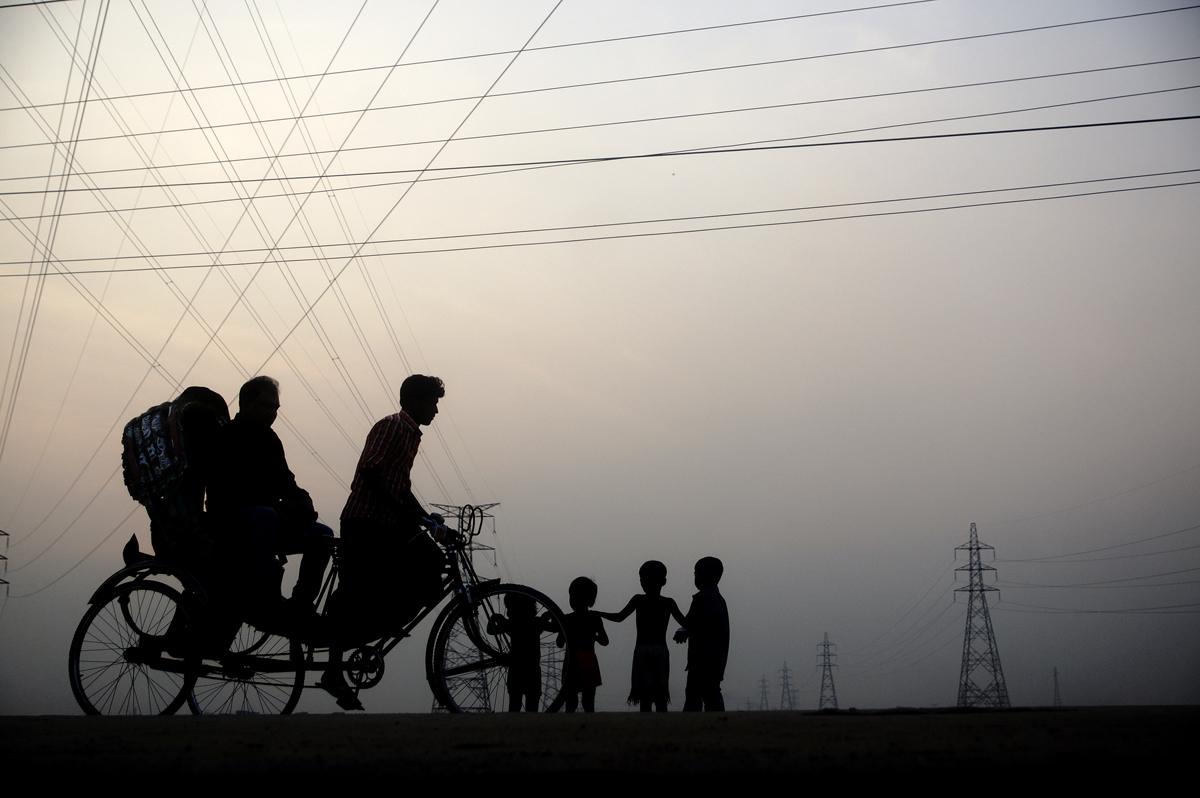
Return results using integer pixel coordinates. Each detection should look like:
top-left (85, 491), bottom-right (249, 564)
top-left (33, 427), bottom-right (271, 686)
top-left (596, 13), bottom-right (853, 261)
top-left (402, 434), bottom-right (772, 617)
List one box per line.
top-left (5, 5), bottom-right (1198, 151)
top-left (4, 112), bottom-right (1195, 204)
top-left (3, 113), bottom-right (1196, 198)
top-left (23, 0), bottom-right (551, 553)
top-left (1004, 543), bottom-right (1200, 565)
top-left (1000, 579), bottom-right (1200, 590)
top-left (1000, 566), bottom-right (1200, 587)
top-left (5, 167), bottom-right (1192, 270)
top-left (1006, 541), bottom-right (1200, 563)
top-left (7, 82), bottom-right (1196, 228)
top-left (158, 0), bottom-right (446, 418)
top-left (0, 0), bottom-right (74, 9)
top-left (845, 599), bottom-right (960, 671)
top-left (169, 0), bottom-right (403, 437)
top-left (8, 505), bottom-right (140, 599)
top-left (238, 0), bottom-right (472, 501)
top-left (0, 53), bottom-right (367, 488)
top-left (841, 558), bottom-right (955, 657)
top-left (4, 177), bottom-right (1196, 279)
top-left (1000, 522), bottom-right (1200, 562)
top-left (6, 55), bottom-right (1194, 187)
top-left (245, 0), bottom-right (559, 383)
top-left (0, 0), bottom-right (111, 469)
top-left (848, 618), bottom-right (963, 678)
top-left (996, 599), bottom-right (1200, 615)
top-left (0, 2), bottom-right (945, 112)
top-left (1, 0), bottom-right (132, 521)
top-left (0, 3), bottom-right (369, 556)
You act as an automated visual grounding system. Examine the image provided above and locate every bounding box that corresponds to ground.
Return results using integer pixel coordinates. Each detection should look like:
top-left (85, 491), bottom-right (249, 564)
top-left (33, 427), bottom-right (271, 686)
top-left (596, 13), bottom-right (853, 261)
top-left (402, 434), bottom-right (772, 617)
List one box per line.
top-left (1, 706), bottom-right (1192, 779)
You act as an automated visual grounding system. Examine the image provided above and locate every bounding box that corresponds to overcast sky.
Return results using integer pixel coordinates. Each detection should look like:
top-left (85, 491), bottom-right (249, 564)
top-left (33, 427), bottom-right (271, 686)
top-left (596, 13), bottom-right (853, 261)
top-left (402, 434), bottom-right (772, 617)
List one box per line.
top-left (1, 0), bottom-right (1197, 714)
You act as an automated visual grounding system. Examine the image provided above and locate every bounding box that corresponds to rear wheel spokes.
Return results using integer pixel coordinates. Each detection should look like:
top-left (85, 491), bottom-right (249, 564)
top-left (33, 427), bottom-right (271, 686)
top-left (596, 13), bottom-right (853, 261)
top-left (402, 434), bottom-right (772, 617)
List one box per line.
top-left (68, 581), bottom-right (193, 716)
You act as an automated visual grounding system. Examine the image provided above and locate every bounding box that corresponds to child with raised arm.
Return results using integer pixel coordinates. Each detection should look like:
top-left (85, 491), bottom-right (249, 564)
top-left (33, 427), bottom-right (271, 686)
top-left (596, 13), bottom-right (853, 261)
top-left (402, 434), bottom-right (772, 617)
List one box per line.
top-left (600, 560), bottom-right (687, 712)
top-left (674, 556), bottom-right (729, 712)
top-left (487, 592), bottom-right (553, 712)
top-left (559, 577), bottom-right (608, 713)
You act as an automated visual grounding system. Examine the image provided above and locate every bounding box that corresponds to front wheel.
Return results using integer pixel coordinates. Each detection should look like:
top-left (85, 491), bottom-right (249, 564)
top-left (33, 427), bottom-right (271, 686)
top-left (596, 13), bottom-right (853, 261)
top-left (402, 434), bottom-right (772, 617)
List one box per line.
top-left (68, 580), bottom-right (194, 715)
top-left (427, 583), bottom-right (567, 713)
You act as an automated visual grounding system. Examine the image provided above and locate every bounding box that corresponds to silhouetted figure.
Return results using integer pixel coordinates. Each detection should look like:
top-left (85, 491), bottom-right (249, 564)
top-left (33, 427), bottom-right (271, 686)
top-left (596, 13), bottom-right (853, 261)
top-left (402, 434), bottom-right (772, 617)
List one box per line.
top-left (323, 374), bottom-right (449, 710)
top-left (488, 593), bottom-right (554, 712)
top-left (206, 376), bottom-right (333, 629)
top-left (123, 386), bottom-right (238, 654)
top-left (123, 386), bottom-right (229, 563)
top-left (674, 556), bottom-right (729, 712)
top-left (559, 577), bottom-right (608, 713)
top-left (601, 560), bottom-right (686, 712)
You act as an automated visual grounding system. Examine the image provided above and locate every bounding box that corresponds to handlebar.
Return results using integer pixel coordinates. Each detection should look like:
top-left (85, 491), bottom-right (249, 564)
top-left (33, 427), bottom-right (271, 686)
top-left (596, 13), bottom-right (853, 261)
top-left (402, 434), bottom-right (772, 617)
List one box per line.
top-left (420, 513), bottom-right (464, 545)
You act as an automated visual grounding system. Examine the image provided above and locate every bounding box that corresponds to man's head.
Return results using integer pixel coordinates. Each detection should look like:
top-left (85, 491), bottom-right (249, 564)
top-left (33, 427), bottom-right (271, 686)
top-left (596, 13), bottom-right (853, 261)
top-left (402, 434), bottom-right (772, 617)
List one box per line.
top-left (694, 556), bottom-right (724, 589)
top-left (239, 375), bottom-right (280, 427)
top-left (400, 374), bottom-right (444, 426)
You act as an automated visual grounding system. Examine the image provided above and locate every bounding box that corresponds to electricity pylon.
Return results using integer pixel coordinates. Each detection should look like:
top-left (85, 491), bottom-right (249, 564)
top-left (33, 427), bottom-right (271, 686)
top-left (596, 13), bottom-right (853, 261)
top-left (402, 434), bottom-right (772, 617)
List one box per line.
top-left (779, 662), bottom-right (797, 710)
top-left (954, 522), bottom-right (1010, 707)
top-left (758, 675), bottom-right (770, 710)
top-left (817, 633), bottom-right (839, 710)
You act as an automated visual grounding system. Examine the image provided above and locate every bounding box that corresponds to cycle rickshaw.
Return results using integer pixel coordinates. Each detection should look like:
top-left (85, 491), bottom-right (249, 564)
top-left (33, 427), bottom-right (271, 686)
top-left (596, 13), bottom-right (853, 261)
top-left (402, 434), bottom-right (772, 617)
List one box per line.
top-left (69, 503), bottom-right (568, 715)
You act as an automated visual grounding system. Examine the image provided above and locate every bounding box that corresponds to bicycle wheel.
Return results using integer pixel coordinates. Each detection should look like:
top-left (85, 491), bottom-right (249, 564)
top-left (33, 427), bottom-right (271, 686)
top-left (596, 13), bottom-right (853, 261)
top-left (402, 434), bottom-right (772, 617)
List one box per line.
top-left (186, 622), bottom-right (304, 715)
top-left (427, 583), bottom-right (567, 713)
top-left (68, 580), bottom-right (193, 715)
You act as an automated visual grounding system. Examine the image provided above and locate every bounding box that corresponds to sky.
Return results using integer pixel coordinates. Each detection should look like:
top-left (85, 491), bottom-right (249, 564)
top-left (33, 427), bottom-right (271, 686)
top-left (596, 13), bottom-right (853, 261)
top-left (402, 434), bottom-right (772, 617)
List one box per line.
top-left (0, 0), bottom-right (1198, 715)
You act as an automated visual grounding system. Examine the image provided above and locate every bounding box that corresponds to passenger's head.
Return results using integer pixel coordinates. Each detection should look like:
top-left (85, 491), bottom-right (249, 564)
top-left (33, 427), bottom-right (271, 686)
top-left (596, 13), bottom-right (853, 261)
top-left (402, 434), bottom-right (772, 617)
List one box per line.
top-left (569, 577), bottom-right (598, 612)
top-left (694, 556), bottom-right (724, 589)
top-left (175, 386), bottom-right (230, 426)
top-left (638, 560), bottom-right (667, 594)
top-left (238, 375), bottom-right (280, 427)
top-left (400, 374), bottom-right (444, 425)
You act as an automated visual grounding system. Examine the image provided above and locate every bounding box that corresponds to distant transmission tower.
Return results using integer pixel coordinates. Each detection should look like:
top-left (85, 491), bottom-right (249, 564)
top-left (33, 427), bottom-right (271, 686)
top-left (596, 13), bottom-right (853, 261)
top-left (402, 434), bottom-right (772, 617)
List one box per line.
top-left (817, 633), bottom-right (839, 710)
top-left (954, 522), bottom-right (1010, 708)
top-left (1053, 667), bottom-right (1062, 707)
top-left (758, 676), bottom-right (770, 710)
top-left (778, 662), bottom-right (797, 710)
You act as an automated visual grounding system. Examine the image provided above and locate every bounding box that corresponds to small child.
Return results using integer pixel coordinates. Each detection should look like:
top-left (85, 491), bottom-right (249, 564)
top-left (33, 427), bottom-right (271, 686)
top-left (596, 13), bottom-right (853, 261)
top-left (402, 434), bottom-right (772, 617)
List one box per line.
top-left (559, 576), bottom-right (609, 713)
top-left (601, 560), bottom-right (687, 712)
top-left (674, 556), bottom-right (729, 712)
top-left (488, 592), bottom-right (552, 712)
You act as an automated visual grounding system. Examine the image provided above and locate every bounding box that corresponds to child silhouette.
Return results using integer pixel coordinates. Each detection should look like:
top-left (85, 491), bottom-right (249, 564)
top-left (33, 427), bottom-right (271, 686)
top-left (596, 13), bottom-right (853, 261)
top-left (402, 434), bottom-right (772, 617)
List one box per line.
top-left (601, 560), bottom-right (686, 712)
top-left (559, 576), bottom-right (608, 713)
top-left (488, 592), bottom-right (553, 711)
top-left (674, 556), bottom-right (729, 712)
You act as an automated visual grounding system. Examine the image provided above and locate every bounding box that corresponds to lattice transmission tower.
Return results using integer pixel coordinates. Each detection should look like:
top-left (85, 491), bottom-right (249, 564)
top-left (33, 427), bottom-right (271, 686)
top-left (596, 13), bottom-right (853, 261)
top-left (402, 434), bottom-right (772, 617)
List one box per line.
top-left (778, 662), bottom-right (797, 710)
top-left (817, 633), bottom-right (839, 710)
top-left (758, 676), bottom-right (770, 710)
top-left (954, 522), bottom-right (1010, 707)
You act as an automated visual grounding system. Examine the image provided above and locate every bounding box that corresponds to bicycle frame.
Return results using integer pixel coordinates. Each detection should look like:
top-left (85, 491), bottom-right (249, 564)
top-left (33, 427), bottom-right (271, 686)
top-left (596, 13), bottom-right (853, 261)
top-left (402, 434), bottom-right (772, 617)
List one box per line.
top-left (298, 526), bottom-right (500, 675)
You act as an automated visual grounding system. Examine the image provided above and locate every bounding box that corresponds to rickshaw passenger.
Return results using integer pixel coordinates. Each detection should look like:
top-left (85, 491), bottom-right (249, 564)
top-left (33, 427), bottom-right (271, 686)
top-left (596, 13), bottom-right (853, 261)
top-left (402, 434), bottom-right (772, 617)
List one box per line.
top-left (206, 376), bottom-right (334, 626)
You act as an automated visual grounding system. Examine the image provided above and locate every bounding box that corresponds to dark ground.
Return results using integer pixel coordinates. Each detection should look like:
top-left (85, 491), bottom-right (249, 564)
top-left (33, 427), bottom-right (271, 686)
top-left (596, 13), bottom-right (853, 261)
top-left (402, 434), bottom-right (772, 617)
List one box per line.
top-left (2, 706), bottom-right (1193, 779)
